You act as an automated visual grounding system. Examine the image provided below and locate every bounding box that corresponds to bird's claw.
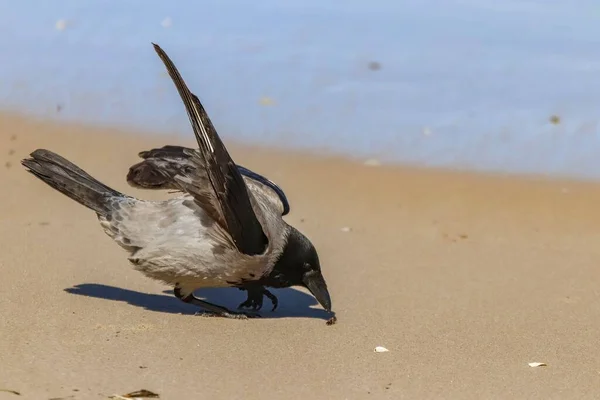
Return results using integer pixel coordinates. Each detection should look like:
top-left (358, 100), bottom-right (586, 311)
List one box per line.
top-left (237, 287), bottom-right (278, 312)
top-left (237, 298), bottom-right (263, 311)
top-left (263, 289), bottom-right (278, 311)
top-left (195, 310), bottom-right (261, 319)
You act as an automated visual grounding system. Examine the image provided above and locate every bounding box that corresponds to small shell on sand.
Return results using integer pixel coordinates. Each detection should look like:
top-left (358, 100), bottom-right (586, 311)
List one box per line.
top-left (374, 346), bottom-right (389, 353)
top-left (528, 362), bottom-right (547, 367)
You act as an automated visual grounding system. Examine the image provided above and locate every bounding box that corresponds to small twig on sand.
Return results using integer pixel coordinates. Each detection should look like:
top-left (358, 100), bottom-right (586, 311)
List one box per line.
top-left (0, 388), bottom-right (20, 396)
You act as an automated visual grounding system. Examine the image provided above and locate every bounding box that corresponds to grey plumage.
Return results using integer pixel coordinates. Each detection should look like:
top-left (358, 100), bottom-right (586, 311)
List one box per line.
top-left (126, 145), bottom-right (289, 311)
top-left (20, 42), bottom-right (332, 319)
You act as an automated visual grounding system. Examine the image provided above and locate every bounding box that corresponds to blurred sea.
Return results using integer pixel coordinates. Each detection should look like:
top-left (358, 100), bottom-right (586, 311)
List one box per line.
top-left (2, 0), bottom-right (600, 179)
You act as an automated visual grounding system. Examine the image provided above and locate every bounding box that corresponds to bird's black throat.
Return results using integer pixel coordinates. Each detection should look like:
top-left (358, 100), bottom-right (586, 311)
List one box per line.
top-left (257, 226), bottom-right (319, 289)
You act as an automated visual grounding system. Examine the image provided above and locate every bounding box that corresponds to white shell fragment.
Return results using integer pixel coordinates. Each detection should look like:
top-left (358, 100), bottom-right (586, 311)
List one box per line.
top-left (374, 346), bottom-right (389, 353)
top-left (340, 227), bottom-right (351, 232)
top-left (528, 362), bottom-right (547, 367)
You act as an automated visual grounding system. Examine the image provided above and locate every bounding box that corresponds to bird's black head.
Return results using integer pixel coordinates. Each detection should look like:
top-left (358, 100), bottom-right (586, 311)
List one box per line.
top-left (262, 226), bottom-right (331, 312)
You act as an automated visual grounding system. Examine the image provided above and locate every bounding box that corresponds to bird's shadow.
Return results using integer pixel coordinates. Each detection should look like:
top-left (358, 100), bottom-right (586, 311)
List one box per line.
top-left (64, 283), bottom-right (330, 320)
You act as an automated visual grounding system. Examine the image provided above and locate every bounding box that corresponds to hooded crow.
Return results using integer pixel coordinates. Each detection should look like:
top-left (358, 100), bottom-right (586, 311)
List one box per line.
top-left (20, 43), bottom-right (332, 319)
top-left (126, 144), bottom-right (291, 311)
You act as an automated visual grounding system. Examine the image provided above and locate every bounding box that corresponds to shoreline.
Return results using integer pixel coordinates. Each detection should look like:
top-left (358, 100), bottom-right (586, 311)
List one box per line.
top-left (4, 110), bottom-right (600, 187)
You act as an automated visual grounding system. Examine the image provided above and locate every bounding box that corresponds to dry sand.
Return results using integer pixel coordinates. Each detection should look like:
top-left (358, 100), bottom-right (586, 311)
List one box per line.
top-left (2, 112), bottom-right (600, 399)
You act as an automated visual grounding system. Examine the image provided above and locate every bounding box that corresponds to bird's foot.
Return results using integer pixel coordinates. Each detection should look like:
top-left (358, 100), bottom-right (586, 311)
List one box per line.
top-left (238, 287), bottom-right (278, 312)
top-left (173, 286), bottom-right (260, 319)
top-left (195, 310), bottom-right (261, 319)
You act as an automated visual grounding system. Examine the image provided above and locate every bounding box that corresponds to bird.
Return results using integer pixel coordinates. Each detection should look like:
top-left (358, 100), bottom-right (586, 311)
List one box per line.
top-left (126, 144), bottom-right (291, 311)
top-left (20, 42), bottom-right (332, 319)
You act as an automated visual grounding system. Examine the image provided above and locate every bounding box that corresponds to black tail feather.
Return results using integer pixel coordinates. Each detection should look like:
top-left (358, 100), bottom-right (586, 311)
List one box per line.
top-left (21, 149), bottom-right (123, 216)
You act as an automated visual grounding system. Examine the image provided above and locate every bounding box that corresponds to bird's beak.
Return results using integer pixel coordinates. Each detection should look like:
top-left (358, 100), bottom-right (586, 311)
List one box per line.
top-left (303, 271), bottom-right (332, 311)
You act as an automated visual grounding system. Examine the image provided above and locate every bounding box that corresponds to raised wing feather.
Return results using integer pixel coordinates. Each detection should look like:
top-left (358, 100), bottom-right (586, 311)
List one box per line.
top-left (126, 144), bottom-right (290, 215)
top-left (152, 43), bottom-right (268, 256)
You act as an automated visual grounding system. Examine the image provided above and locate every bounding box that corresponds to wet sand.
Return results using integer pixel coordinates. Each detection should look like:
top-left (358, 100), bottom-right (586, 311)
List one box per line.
top-left (2, 112), bottom-right (600, 399)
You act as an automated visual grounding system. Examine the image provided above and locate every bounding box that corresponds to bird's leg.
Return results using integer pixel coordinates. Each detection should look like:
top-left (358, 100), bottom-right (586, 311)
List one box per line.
top-left (174, 286), bottom-right (259, 319)
top-left (263, 289), bottom-right (278, 311)
top-left (238, 286), bottom-right (278, 311)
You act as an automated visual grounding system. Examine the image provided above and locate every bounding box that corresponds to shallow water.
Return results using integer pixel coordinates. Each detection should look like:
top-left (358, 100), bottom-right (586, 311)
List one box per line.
top-left (1, 0), bottom-right (600, 179)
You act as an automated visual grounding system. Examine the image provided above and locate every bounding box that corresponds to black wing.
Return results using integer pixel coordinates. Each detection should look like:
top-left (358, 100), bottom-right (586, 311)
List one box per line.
top-left (127, 144), bottom-right (291, 216)
top-left (126, 145), bottom-right (196, 190)
top-left (152, 43), bottom-right (268, 256)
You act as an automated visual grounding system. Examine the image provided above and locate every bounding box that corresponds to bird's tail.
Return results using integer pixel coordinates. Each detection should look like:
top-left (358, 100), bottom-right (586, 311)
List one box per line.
top-left (21, 149), bottom-right (125, 216)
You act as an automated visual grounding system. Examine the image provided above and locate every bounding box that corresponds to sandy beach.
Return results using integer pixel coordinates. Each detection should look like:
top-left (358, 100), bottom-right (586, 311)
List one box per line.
top-left (2, 112), bottom-right (600, 399)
